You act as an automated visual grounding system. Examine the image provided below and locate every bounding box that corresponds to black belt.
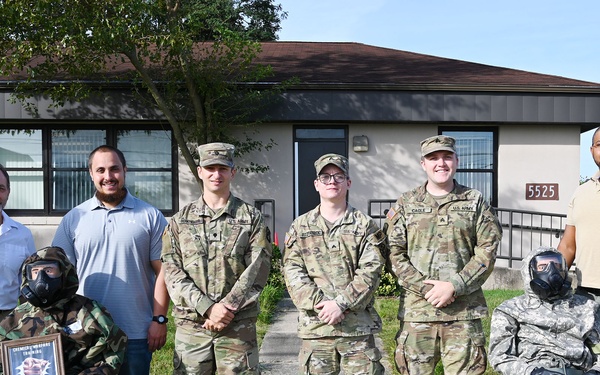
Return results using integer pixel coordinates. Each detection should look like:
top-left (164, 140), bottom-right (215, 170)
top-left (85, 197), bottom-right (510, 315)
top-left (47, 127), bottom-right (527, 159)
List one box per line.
top-left (579, 286), bottom-right (600, 296)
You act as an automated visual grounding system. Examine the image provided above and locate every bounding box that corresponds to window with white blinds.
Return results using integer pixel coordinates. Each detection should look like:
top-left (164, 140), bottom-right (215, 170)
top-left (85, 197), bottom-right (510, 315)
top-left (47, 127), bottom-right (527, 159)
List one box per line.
top-left (442, 129), bottom-right (497, 206)
top-left (0, 126), bottom-right (175, 214)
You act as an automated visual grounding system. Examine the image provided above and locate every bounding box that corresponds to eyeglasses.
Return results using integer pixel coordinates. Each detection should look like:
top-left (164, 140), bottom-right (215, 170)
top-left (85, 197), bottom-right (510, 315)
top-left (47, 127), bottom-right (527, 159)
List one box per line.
top-left (317, 173), bottom-right (347, 184)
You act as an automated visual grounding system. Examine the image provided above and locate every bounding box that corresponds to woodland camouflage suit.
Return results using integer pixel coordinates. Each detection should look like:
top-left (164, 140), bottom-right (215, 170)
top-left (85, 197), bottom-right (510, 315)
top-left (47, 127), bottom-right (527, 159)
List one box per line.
top-left (0, 246), bottom-right (127, 375)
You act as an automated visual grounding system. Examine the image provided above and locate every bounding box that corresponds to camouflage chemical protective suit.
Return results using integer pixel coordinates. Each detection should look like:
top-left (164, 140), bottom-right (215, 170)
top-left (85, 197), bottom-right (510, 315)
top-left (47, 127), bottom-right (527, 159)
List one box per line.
top-left (0, 246), bottom-right (127, 375)
top-left (284, 204), bottom-right (386, 374)
top-left (489, 247), bottom-right (600, 375)
top-left (385, 181), bottom-right (502, 374)
top-left (161, 195), bottom-right (272, 374)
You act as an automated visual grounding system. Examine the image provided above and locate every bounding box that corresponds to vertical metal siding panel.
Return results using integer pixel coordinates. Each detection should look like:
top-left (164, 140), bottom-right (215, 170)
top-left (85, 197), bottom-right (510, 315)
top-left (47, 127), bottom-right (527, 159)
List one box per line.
top-left (38, 96), bottom-right (56, 119)
top-left (570, 97), bottom-right (585, 122)
top-left (5, 94), bottom-right (24, 119)
top-left (0, 92), bottom-right (5, 118)
top-left (585, 97), bottom-right (600, 123)
top-left (475, 94), bottom-right (492, 122)
top-left (491, 95), bottom-right (507, 122)
top-left (458, 94), bottom-right (476, 122)
top-left (443, 94), bottom-right (461, 121)
top-left (507, 95), bottom-right (524, 122)
top-left (428, 93), bottom-right (444, 122)
top-left (396, 92), bottom-right (413, 121)
top-left (538, 96), bottom-right (554, 122)
top-left (554, 96), bottom-right (570, 122)
top-left (411, 93), bottom-right (429, 121)
top-left (523, 96), bottom-right (539, 122)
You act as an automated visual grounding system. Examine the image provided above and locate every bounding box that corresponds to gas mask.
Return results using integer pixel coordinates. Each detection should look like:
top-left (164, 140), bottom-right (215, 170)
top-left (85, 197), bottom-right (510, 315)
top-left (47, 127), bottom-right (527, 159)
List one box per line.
top-left (21, 261), bottom-right (63, 307)
top-left (529, 251), bottom-right (571, 300)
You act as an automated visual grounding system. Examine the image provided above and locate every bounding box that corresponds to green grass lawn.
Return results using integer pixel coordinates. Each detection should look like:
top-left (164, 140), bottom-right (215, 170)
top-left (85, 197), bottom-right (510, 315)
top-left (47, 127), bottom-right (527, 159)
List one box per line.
top-left (150, 289), bottom-right (522, 374)
top-left (150, 286), bottom-right (523, 375)
top-left (375, 289), bottom-right (524, 375)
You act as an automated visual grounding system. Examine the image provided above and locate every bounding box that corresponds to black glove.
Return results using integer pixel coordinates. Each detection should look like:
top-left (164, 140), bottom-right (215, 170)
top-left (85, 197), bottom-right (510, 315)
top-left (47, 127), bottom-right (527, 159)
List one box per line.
top-left (531, 368), bottom-right (564, 375)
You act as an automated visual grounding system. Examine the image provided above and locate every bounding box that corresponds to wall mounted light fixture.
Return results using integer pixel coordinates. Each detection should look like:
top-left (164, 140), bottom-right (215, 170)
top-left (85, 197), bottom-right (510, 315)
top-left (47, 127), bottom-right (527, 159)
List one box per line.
top-left (353, 135), bottom-right (369, 152)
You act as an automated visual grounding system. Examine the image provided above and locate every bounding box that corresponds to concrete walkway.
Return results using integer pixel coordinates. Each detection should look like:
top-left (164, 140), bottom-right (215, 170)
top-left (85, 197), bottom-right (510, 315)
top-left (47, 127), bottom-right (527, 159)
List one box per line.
top-left (259, 295), bottom-right (393, 374)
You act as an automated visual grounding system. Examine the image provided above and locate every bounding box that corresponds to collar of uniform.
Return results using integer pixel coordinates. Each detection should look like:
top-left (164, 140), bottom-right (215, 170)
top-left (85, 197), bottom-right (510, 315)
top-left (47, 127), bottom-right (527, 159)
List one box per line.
top-left (197, 194), bottom-right (237, 218)
top-left (415, 180), bottom-right (469, 202)
top-left (308, 204), bottom-right (354, 225)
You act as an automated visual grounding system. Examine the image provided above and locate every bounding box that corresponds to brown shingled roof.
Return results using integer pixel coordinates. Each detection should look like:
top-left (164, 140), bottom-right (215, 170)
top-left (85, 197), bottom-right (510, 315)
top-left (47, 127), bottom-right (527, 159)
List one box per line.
top-left (256, 42), bottom-right (599, 87)
top-left (2, 41), bottom-right (597, 88)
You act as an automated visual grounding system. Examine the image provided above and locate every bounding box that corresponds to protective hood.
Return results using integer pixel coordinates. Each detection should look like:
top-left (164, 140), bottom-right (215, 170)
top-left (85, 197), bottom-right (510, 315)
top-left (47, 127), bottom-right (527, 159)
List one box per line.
top-left (20, 246), bottom-right (79, 309)
top-left (521, 246), bottom-right (572, 302)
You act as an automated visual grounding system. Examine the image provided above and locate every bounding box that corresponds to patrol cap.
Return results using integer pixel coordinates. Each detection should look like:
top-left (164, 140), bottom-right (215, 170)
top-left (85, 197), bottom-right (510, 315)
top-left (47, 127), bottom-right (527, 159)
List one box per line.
top-left (197, 142), bottom-right (235, 168)
top-left (420, 135), bottom-right (456, 157)
top-left (314, 153), bottom-right (349, 176)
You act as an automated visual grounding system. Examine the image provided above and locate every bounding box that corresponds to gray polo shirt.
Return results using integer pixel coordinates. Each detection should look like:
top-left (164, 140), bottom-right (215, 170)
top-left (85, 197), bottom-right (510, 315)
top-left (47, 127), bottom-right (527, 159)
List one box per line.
top-left (52, 191), bottom-right (167, 339)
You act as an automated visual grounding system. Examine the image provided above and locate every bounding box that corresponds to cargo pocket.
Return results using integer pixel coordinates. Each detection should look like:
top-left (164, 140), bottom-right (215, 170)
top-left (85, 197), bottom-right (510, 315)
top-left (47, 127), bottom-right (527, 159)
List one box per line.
top-left (299, 345), bottom-right (312, 375)
top-left (244, 348), bottom-right (260, 374)
top-left (467, 324), bottom-right (487, 375)
top-left (172, 350), bottom-right (183, 374)
top-left (394, 330), bottom-right (410, 374)
top-left (364, 347), bottom-right (384, 375)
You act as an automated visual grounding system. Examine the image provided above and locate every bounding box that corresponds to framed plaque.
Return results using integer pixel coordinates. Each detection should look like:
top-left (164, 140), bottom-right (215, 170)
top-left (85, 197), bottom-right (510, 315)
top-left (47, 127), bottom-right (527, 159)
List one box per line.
top-left (1, 333), bottom-right (65, 375)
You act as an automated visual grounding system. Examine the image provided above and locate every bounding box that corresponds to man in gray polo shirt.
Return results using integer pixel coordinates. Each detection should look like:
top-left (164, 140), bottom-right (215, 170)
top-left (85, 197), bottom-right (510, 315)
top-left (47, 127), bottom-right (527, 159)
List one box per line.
top-left (53, 145), bottom-right (169, 375)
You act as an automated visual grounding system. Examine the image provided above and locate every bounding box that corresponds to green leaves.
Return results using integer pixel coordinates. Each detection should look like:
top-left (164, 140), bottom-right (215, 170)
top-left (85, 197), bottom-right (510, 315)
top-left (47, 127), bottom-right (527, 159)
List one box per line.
top-left (0, 0), bottom-right (288, 178)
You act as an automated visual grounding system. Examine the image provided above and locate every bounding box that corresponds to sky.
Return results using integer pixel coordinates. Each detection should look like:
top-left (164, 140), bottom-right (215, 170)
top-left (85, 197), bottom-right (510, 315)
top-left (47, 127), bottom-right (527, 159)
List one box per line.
top-left (275, 0), bottom-right (600, 178)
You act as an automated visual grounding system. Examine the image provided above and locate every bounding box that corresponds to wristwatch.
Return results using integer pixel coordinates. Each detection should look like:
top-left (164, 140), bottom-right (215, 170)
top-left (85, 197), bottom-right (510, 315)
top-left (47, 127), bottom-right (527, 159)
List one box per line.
top-left (152, 315), bottom-right (168, 324)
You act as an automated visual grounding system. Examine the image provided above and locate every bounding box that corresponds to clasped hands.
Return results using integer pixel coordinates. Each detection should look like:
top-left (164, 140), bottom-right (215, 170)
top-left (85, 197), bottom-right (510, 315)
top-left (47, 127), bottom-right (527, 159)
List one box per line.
top-left (315, 300), bottom-right (347, 325)
top-left (424, 280), bottom-right (456, 308)
top-left (203, 302), bottom-right (236, 332)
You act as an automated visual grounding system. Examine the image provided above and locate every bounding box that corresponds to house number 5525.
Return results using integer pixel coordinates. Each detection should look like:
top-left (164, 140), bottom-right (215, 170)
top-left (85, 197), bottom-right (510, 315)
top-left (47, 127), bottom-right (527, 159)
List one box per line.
top-left (525, 183), bottom-right (559, 200)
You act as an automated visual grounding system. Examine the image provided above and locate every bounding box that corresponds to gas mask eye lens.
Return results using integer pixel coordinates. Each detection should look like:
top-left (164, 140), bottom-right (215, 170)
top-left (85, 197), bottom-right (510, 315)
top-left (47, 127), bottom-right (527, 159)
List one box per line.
top-left (535, 260), bottom-right (562, 272)
top-left (27, 261), bottom-right (62, 280)
top-left (532, 254), bottom-right (564, 274)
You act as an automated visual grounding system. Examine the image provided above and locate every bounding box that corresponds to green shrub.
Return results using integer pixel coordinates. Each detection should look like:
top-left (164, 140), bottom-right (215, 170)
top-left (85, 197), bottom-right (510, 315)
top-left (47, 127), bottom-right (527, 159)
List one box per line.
top-left (377, 270), bottom-right (400, 296)
top-left (266, 244), bottom-right (285, 290)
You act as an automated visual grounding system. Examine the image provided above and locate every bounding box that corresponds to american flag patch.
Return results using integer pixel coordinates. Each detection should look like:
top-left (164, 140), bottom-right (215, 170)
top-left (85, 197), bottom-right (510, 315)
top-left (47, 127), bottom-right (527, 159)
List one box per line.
top-left (386, 207), bottom-right (397, 221)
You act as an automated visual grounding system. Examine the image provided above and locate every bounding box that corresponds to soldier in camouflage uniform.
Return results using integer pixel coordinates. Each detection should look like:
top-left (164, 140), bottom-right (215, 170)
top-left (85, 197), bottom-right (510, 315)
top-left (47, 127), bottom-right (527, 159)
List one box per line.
top-left (0, 246), bottom-right (127, 375)
top-left (489, 246), bottom-right (600, 375)
top-left (161, 142), bottom-right (272, 374)
top-left (284, 153), bottom-right (386, 374)
top-left (385, 135), bottom-right (502, 374)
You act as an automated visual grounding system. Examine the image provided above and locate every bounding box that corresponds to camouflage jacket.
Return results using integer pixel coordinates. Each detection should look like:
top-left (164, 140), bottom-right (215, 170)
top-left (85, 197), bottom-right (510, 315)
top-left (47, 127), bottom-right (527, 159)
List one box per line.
top-left (0, 248), bottom-right (127, 375)
top-left (161, 195), bottom-right (272, 323)
top-left (283, 204), bottom-right (385, 338)
top-left (385, 181), bottom-right (502, 322)
top-left (489, 247), bottom-right (600, 374)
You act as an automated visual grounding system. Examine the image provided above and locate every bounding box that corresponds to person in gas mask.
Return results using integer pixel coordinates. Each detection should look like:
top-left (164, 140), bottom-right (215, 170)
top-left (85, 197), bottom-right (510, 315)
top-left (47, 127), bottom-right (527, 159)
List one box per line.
top-left (489, 246), bottom-right (600, 375)
top-left (0, 246), bottom-right (127, 375)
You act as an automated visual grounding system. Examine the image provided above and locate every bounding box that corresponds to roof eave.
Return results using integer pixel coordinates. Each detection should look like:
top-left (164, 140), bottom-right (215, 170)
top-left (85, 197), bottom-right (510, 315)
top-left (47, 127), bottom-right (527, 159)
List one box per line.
top-left (254, 82), bottom-right (600, 94)
top-left (3, 80), bottom-right (600, 95)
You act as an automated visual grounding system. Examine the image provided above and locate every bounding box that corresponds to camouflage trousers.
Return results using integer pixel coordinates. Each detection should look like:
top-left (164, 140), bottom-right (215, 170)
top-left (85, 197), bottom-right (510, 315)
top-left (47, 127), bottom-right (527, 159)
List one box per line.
top-left (173, 317), bottom-right (259, 375)
top-left (394, 319), bottom-right (486, 375)
top-left (299, 334), bottom-right (384, 375)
